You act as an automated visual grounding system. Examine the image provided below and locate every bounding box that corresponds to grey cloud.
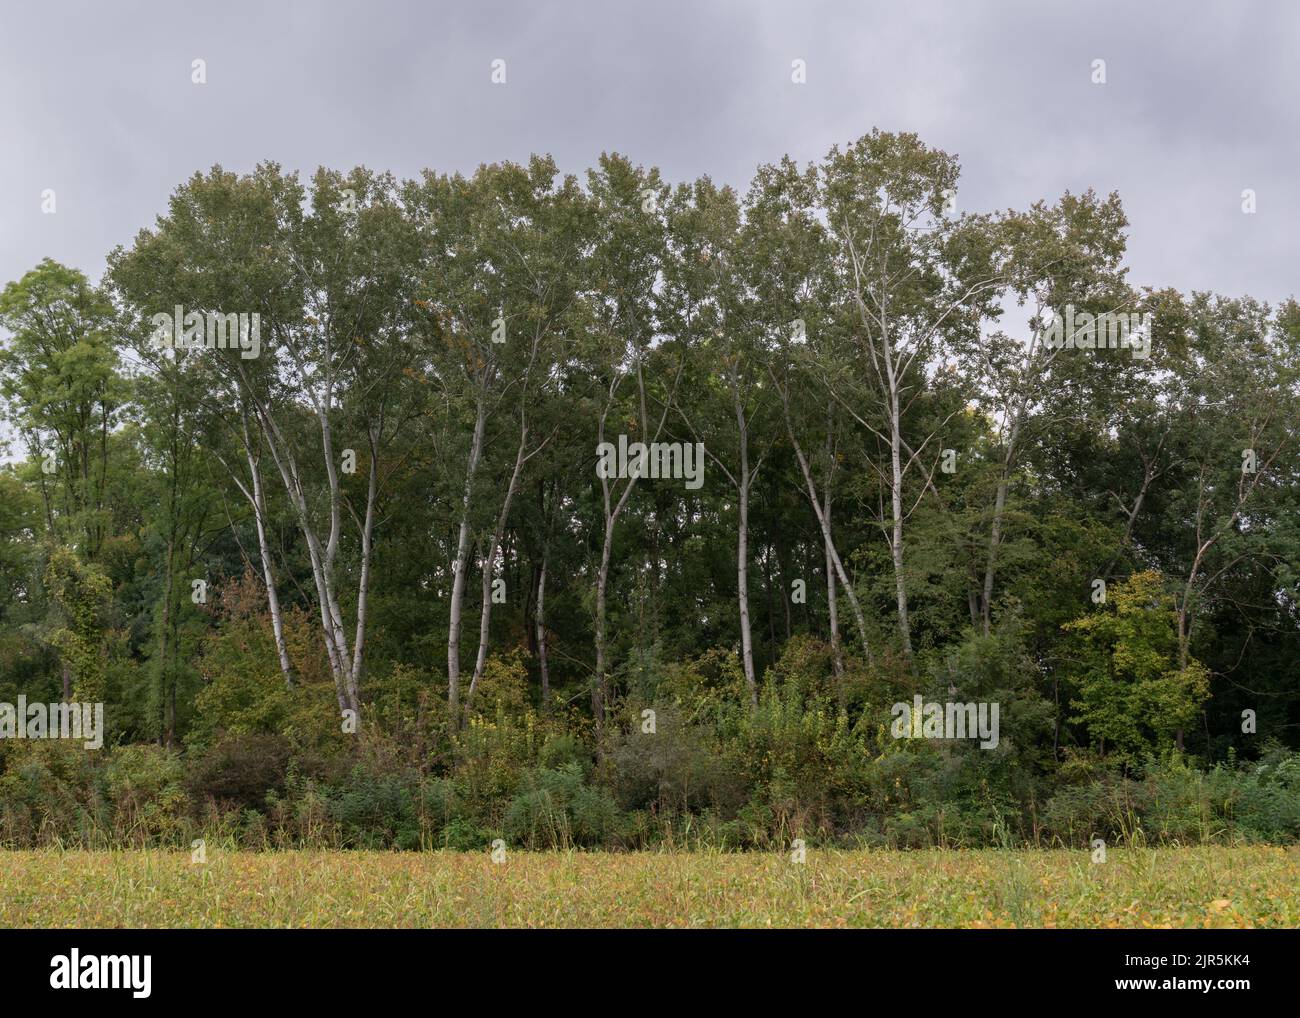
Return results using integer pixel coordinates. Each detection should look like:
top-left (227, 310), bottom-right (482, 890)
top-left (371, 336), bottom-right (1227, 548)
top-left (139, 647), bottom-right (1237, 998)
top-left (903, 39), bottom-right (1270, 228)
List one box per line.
top-left (0, 0), bottom-right (1295, 303)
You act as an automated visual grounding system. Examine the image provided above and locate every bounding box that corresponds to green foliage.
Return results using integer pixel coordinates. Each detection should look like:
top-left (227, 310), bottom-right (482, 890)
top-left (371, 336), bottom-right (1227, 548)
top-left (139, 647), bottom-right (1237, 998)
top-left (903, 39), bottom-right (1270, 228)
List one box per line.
top-left (43, 546), bottom-right (113, 701)
top-left (1065, 571), bottom-right (1212, 761)
top-left (1, 134), bottom-right (1297, 853)
top-left (505, 762), bottom-right (621, 848)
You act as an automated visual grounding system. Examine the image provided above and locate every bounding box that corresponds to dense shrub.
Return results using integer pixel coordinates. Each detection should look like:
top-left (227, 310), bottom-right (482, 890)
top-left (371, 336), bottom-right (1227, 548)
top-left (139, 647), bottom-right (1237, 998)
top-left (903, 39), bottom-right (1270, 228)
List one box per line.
top-left (2, 646), bottom-right (1299, 851)
top-left (0, 740), bottom-right (104, 847)
top-left (505, 763), bottom-right (620, 848)
top-left (101, 744), bottom-right (188, 847)
top-left (332, 767), bottom-right (421, 849)
top-left (186, 733), bottom-right (292, 812)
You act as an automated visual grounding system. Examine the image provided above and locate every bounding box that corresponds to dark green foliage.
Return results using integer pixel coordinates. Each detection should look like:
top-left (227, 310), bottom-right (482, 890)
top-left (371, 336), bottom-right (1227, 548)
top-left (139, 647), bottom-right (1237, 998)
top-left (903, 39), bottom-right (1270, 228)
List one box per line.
top-left (1, 135), bottom-right (1298, 852)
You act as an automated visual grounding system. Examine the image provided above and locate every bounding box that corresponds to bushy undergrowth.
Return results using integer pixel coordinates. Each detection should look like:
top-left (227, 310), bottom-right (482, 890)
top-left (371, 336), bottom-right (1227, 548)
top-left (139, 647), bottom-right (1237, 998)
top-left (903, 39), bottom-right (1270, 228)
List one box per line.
top-left (3, 640), bottom-right (1298, 852)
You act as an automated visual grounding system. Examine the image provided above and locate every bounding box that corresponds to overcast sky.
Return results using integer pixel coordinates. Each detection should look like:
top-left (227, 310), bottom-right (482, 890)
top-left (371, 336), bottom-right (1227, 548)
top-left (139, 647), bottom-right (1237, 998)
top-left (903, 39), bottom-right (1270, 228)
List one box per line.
top-left (1, 0), bottom-right (1296, 305)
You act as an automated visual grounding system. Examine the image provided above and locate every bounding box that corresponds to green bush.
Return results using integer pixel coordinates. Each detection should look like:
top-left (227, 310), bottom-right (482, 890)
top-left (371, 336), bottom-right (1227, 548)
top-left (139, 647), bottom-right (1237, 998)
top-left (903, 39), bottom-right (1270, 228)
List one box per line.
top-left (332, 767), bottom-right (419, 849)
top-left (0, 740), bottom-right (103, 847)
top-left (186, 733), bottom-right (292, 812)
top-left (505, 763), bottom-right (620, 848)
top-left (101, 744), bottom-right (188, 847)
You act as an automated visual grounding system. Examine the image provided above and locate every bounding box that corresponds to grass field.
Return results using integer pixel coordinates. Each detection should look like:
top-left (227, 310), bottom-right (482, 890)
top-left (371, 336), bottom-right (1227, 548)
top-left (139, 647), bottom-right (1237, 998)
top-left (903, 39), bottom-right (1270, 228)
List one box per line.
top-left (2, 846), bottom-right (1296, 928)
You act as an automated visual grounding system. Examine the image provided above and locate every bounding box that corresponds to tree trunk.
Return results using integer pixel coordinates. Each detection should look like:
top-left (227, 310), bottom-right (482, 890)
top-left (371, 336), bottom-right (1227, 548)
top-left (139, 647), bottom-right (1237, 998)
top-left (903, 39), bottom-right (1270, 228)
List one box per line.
top-left (735, 396), bottom-right (758, 704)
top-left (980, 406), bottom-right (1025, 636)
top-left (157, 538), bottom-right (175, 745)
top-left (467, 428), bottom-right (529, 705)
top-left (247, 392), bottom-right (355, 711)
top-left (447, 395), bottom-right (487, 717)
top-left (245, 436), bottom-right (294, 687)
top-left (782, 401), bottom-right (873, 664)
top-left (887, 387), bottom-right (913, 661)
top-left (536, 553), bottom-right (550, 706)
top-left (981, 473), bottom-right (1009, 636)
top-left (737, 475), bottom-right (757, 704)
top-left (824, 494), bottom-right (844, 683)
top-left (594, 518), bottom-right (614, 728)
top-left (348, 424), bottom-right (381, 706)
top-left (822, 419), bottom-right (844, 682)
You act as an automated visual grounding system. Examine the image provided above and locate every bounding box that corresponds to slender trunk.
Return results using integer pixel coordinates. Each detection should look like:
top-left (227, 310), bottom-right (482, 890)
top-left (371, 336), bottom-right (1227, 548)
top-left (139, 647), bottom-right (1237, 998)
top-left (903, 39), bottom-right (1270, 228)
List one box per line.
top-left (981, 474), bottom-right (1009, 636)
top-left (887, 386), bottom-right (913, 661)
top-left (735, 396), bottom-right (758, 704)
top-left (245, 438), bottom-right (294, 687)
top-left (1174, 530), bottom-right (1214, 756)
top-left (157, 538), bottom-right (175, 745)
top-left (737, 476), bottom-right (756, 704)
top-left (166, 585), bottom-right (181, 749)
top-left (278, 462), bottom-right (352, 707)
top-left (981, 408), bottom-right (1025, 635)
top-left (536, 553), bottom-right (550, 707)
top-left (349, 425), bottom-right (381, 706)
top-left (168, 538), bottom-right (184, 748)
top-left (782, 402), bottom-right (873, 664)
top-left (251, 397), bottom-right (354, 711)
top-left (300, 523), bottom-right (352, 711)
top-left (800, 447), bottom-right (868, 659)
top-left (467, 429), bottom-right (529, 704)
top-left (591, 359), bottom-right (675, 736)
top-left (1052, 672), bottom-right (1060, 761)
top-left (166, 663), bottom-right (177, 749)
top-left (1120, 485), bottom-right (1148, 558)
top-left (314, 402), bottom-right (357, 708)
top-left (594, 518), bottom-right (614, 727)
top-left (447, 395), bottom-right (487, 717)
top-left (1100, 452), bottom-right (1161, 581)
top-left (324, 581), bottom-right (353, 703)
top-left (231, 339), bottom-right (377, 712)
top-left (823, 417), bottom-right (844, 682)
top-left (825, 495), bottom-right (844, 682)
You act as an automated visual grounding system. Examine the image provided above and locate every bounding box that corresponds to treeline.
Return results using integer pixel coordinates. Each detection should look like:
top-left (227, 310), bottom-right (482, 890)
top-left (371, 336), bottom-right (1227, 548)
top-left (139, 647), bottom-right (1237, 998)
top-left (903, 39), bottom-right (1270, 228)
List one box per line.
top-left (1, 130), bottom-right (1298, 850)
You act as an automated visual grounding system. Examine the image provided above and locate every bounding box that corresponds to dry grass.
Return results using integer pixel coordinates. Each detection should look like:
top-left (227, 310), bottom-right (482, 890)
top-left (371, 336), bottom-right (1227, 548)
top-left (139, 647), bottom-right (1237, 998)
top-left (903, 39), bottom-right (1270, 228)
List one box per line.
top-left (2, 846), bottom-right (1296, 928)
